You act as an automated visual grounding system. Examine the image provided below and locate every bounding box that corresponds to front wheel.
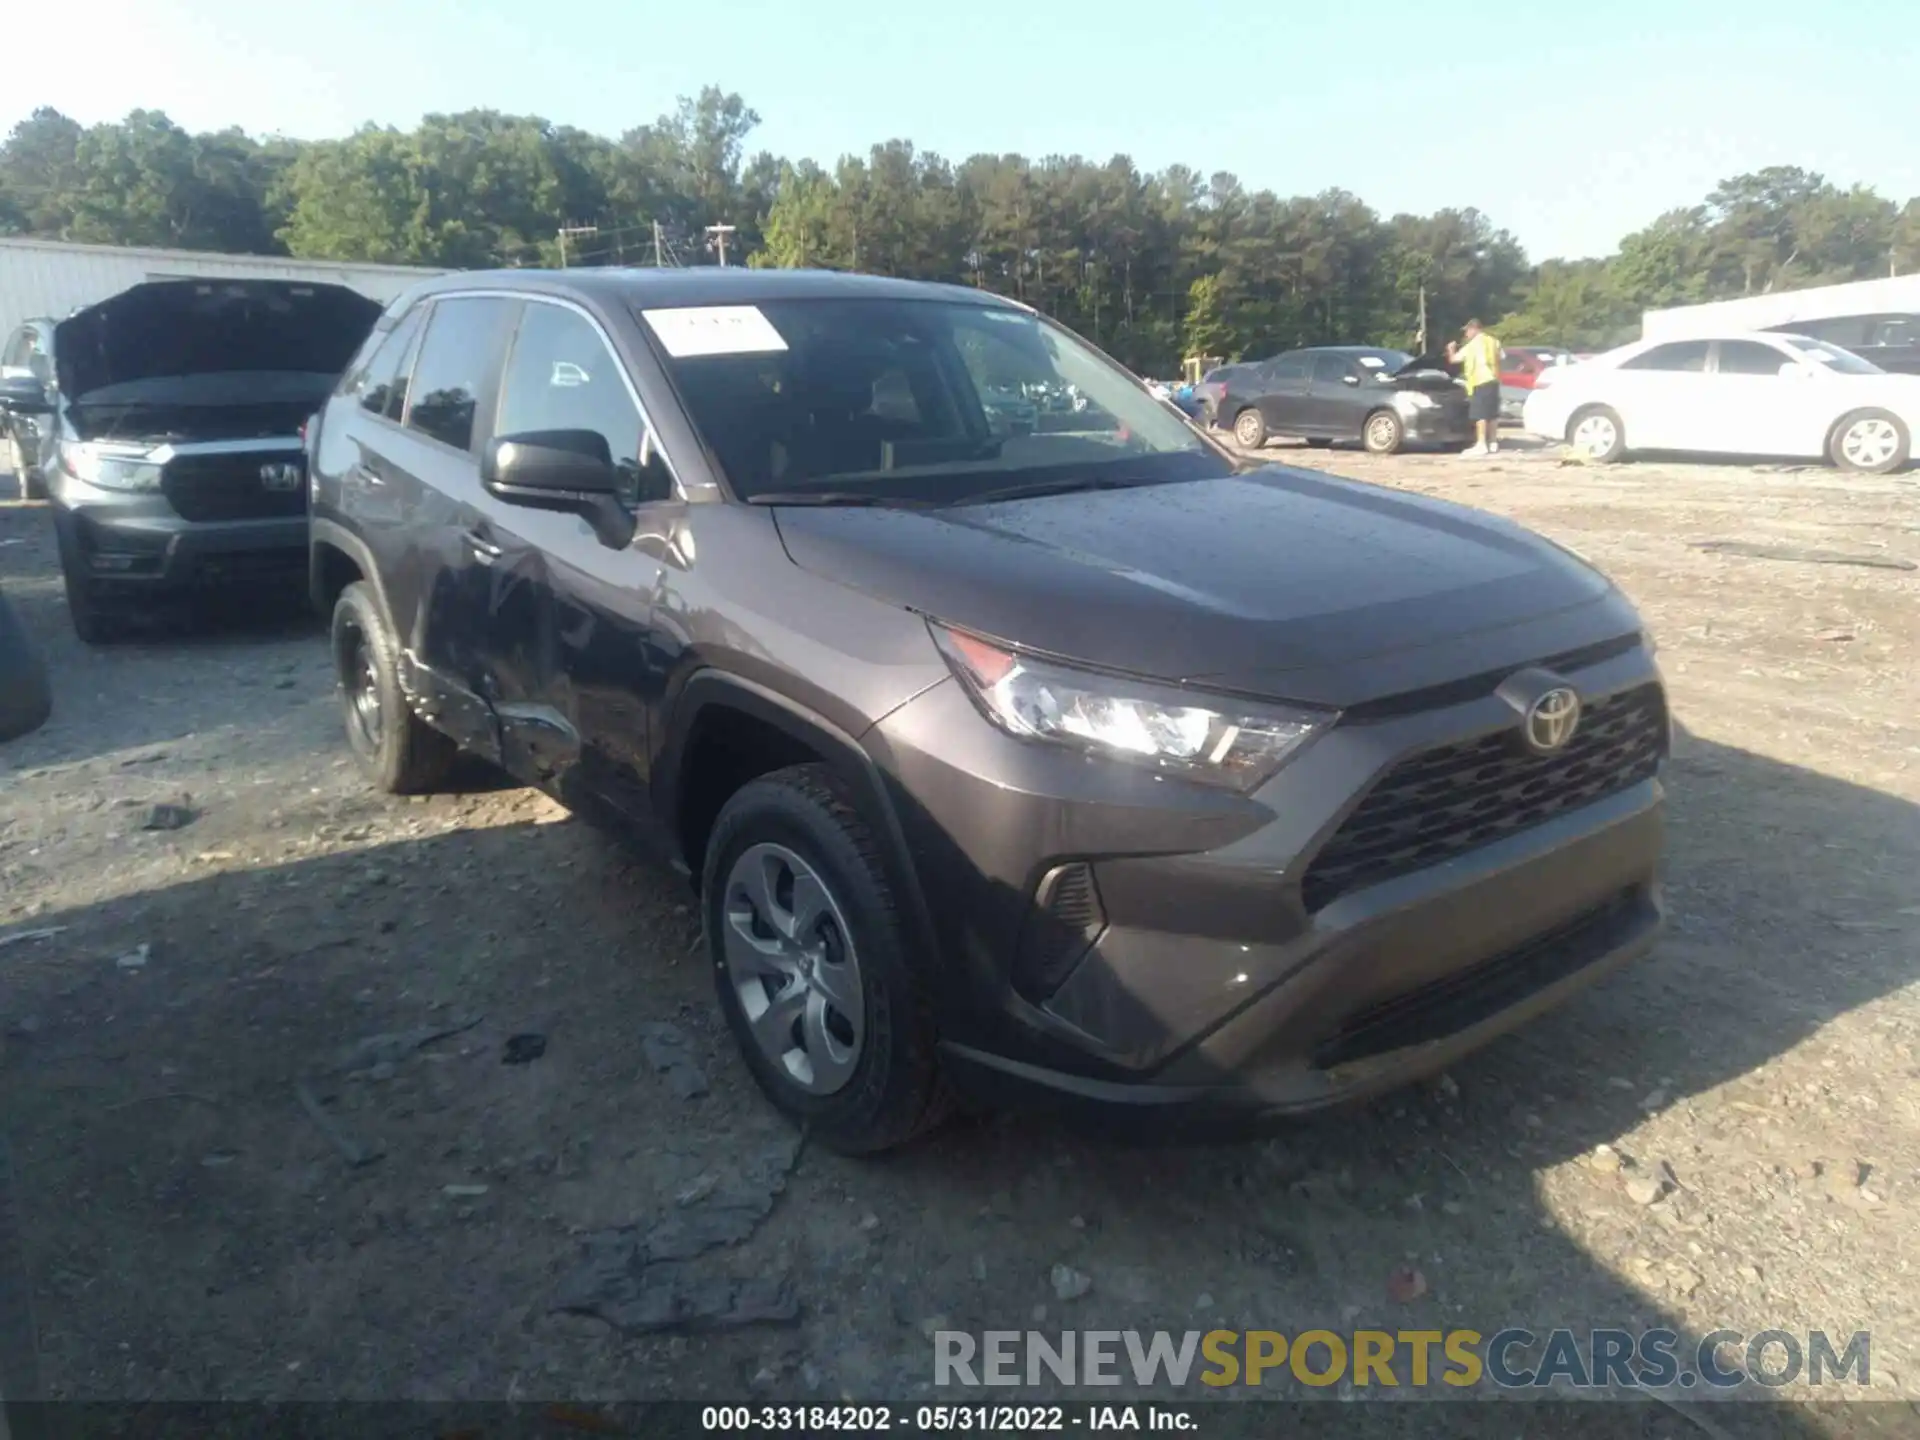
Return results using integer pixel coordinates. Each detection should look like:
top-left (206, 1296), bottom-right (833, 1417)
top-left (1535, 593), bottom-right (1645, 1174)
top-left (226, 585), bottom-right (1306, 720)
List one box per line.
top-left (1567, 406), bottom-right (1626, 463)
top-left (1829, 409), bottom-right (1910, 475)
top-left (55, 528), bottom-right (123, 645)
top-left (1232, 408), bottom-right (1268, 448)
top-left (1362, 410), bottom-right (1404, 455)
top-left (704, 763), bottom-right (951, 1154)
top-left (330, 581), bottom-right (456, 793)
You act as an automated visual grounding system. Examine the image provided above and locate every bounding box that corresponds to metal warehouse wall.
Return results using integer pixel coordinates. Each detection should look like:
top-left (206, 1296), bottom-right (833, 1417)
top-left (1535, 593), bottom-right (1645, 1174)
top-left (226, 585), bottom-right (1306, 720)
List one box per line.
top-left (1642, 273), bottom-right (1920, 341)
top-left (0, 237), bottom-right (449, 338)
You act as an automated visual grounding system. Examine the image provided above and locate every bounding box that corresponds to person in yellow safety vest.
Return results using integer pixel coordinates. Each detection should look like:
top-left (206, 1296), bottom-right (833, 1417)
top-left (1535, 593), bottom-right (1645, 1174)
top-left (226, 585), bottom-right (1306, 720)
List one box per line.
top-left (1446, 319), bottom-right (1503, 457)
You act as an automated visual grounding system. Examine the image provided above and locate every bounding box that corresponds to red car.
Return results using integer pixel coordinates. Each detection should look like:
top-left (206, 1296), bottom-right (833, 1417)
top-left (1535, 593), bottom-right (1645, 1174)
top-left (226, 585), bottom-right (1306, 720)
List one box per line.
top-left (1498, 347), bottom-right (1578, 420)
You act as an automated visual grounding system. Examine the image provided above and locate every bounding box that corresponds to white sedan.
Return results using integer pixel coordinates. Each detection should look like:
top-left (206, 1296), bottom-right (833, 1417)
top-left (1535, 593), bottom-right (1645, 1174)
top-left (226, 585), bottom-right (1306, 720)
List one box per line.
top-left (1521, 331), bottom-right (1920, 473)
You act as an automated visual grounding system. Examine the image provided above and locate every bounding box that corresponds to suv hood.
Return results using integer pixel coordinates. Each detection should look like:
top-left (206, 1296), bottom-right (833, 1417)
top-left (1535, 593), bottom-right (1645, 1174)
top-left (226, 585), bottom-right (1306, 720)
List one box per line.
top-left (54, 279), bottom-right (382, 402)
top-left (772, 468), bottom-right (1638, 709)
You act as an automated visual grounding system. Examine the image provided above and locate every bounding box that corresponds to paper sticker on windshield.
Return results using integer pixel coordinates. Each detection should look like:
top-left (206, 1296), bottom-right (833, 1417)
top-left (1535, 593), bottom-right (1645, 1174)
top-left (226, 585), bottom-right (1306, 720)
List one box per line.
top-left (1357, 356), bottom-right (1386, 368)
top-left (643, 306), bottom-right (788, 358)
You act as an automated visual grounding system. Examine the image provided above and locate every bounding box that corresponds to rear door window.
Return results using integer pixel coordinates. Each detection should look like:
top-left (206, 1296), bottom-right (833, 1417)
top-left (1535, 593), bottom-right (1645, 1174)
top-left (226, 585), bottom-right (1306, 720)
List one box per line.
top-left (356, 306), bottom-right (426, 421)
top-left (1311, 354), bottom-right (1353, 384)
top-left (404, 298), bottom-right (517, 452)
top-left (1269, 353), bottom-right (1311, 382)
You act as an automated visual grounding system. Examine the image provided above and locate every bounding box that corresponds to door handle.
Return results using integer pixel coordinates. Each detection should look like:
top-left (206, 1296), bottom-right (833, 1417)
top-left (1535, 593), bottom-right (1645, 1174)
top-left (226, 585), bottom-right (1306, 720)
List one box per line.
top-left (464, 530), bottom-right (502, 562)
top-left (347, 462), bottom-right (384, 486)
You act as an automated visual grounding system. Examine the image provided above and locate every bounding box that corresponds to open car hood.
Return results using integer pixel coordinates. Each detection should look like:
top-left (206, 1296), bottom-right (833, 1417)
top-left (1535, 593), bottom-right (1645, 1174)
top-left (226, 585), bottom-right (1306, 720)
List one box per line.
top-left (54, 279), bottom-right (382, 401)
top-left (1390, 351), bottom-right (1453, 379)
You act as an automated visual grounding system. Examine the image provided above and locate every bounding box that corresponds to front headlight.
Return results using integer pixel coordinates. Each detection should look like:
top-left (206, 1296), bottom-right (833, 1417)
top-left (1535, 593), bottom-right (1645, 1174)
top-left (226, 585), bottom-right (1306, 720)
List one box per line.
top-left (1393, 391), bottom-right (1437, 413)
top-left (63, 443), bottom-right (163, 492)
top-left (930, 623), bottom-right (1330, 790)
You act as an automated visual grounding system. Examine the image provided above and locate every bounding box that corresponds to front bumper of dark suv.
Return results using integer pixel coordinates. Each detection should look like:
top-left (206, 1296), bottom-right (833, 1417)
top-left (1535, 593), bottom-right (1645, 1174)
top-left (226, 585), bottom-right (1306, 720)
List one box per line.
top-left (868, 638), bottom-right (1667, 1135)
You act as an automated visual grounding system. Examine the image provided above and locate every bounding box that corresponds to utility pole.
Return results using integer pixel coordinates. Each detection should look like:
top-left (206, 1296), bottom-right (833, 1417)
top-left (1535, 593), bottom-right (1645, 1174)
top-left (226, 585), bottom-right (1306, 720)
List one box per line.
top-left (557, 223), bottom-right (598, 268)
top-left (653, 220), bottom-right (664, 268)
top-left (1416, 283), bottom-right (1429, 354)
top-left (705, 222), bottom-right (736, 267)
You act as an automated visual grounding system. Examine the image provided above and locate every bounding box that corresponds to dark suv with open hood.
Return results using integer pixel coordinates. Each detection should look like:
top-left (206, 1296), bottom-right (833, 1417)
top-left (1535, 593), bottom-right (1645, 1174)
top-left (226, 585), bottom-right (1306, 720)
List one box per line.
top-left (308, 269), bottom-right (1668, 1153)
top-left (0, 278), bottom-right (382, 641)
top-left (1202, 346), bottom-right (1472, 454)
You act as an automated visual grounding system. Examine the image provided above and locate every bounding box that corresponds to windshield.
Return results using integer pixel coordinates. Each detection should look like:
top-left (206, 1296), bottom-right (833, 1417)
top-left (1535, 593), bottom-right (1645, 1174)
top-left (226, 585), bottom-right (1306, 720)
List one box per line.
top-left (642, 298), bottom-right (1220, 502)
top-left (1778, 335), bottom-right (1883, 376)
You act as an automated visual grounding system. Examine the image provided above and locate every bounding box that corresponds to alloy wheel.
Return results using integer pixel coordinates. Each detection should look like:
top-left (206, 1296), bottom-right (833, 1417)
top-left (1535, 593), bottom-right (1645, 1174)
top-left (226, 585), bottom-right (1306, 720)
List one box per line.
top-left (1572, 413), bottom-right (1617, 456)
top-left (722, 841), bottom-right (865, 1095)
top-left (1840, 417), bottom-right (1900, 471)
top-left (341, 621), bottom-right (383, 751)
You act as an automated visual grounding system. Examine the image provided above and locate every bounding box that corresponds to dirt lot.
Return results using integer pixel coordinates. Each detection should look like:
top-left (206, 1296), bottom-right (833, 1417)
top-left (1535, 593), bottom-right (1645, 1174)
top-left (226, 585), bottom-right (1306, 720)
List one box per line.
top-left (1, 438), bottom-right (1917, 1434)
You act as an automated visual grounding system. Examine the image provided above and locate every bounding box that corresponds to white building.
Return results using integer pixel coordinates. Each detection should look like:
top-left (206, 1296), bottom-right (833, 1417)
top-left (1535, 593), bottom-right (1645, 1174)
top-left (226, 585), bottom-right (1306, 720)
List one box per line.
top-left (0, 236), bottom-right (448, 338)
top-left (1641, 273), bottom-right (1920, 341)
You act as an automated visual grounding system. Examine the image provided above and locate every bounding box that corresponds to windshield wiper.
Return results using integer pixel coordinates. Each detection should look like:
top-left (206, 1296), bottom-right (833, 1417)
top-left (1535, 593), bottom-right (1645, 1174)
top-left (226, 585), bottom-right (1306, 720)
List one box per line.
top-left (747, 490), bottom-right (942, 508)
top-left (952, 476), bottom-right (1155, 507)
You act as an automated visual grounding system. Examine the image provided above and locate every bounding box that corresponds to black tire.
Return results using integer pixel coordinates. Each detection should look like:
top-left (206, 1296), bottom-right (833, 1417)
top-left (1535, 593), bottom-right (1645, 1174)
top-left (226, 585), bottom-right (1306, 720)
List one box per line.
top-left (1828, 409), bottom-right (1910, 475)
top-left (1567, 405), bottom-right (1626, 463)
top-left (54, 528), bottom-right (122, 645)
top-left (11, 437), bottom-right (46, 500)
top-left (1362, 409), bottom-right (1404, 455)
top-left (704, 763), bottom-right (952, 1155)
top-left (0, 588), bottom-right (52, 742)
top-left (1231, 408), bottom-right (1268, 448)
top-left (330, 580), bottom-right (456, 794)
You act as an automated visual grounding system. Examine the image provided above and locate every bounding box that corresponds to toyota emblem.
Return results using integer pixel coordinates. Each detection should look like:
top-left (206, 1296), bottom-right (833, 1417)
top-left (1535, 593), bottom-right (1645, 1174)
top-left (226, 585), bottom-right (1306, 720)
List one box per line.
top-left (259, 461), bottom-right (302, 492)
top-left (1524, 687), bottom-right (1582, 753)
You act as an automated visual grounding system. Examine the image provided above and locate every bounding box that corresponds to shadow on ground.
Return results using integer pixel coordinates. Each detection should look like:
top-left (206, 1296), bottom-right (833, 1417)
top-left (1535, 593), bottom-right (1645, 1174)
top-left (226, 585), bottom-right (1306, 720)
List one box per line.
top-left (0, 710), bottom-right (1910, 1440)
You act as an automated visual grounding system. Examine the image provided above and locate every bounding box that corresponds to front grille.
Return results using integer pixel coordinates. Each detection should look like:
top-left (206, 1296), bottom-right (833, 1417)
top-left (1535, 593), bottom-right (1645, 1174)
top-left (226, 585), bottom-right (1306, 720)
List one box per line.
top-left (162, 451), bottom-right (307, 523)
top-left (1300, 684), bottom-right (1667, 912)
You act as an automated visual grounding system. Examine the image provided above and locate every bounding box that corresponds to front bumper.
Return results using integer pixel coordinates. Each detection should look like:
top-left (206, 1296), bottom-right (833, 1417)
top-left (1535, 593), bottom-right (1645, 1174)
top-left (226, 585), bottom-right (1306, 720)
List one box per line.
top-left (52, 490), bottom-right (308, 592)
top-left (1403, 405), bottom-right (1473, 445)
top-left (870, 643), bottom-right (1666, 1134)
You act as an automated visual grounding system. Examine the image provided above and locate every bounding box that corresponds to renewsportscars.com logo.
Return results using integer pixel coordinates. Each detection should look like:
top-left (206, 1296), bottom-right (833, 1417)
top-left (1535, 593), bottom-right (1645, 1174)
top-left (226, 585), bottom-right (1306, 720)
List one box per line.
top-left (933, 1328), bottom-right (1870, 1392)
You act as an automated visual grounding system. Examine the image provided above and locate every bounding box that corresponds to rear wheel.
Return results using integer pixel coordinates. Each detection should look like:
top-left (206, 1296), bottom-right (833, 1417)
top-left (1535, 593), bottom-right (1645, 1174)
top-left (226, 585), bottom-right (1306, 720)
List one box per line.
top-left (8, 438), bottom-right (45, 500)
top-left (330, 581), bottom-right (456, 793)
top-left (1568, 406), bottom-right (1626, 463)
top-left (1362, 410), bottom-right (1404, 455)
top-left (1829, 409), bottom-right (1909, 475)
top-left (704, 763), bottom-right (952, 1154)
top-left (1232, 408), bottom-right (1268, 448)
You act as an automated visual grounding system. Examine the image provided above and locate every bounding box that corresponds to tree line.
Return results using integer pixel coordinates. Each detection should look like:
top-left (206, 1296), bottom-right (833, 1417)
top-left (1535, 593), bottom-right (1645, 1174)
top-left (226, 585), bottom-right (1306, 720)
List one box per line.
top-left (3, 90), bottom-right (1917, 375)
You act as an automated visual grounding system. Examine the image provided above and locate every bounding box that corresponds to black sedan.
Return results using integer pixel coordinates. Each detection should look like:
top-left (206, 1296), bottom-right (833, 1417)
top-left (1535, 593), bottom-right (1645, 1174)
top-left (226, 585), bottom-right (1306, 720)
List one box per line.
top-left (1199, 346), bottom-right (1472, 454)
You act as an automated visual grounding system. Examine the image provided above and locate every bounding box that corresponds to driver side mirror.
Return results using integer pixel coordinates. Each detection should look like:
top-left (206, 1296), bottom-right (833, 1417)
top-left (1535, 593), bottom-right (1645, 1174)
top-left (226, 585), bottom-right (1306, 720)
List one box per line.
top-left (0, 375), bottom-right (52, 415)
top-left (482, 428), bottom-right (643, 549)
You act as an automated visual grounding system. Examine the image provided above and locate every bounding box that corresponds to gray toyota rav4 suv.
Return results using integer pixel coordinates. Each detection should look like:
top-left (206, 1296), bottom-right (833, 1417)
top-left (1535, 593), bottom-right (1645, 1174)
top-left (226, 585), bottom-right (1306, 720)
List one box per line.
top-left (308, 268), bottom-right (1668, 1152)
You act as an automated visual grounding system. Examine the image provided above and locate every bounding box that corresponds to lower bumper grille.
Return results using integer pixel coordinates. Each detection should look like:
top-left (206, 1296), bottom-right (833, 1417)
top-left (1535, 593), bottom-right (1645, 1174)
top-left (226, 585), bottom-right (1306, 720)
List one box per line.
top-left (1312, 888), bottom-right (1644, 1069)
top-left (161, 452), bottom-right (307, 522)
top-left (1302, 684), bottom-right (1667, 911)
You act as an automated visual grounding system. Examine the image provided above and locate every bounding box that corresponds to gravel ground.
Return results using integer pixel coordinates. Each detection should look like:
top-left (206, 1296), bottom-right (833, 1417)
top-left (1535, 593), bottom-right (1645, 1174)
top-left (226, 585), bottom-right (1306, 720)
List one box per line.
top-left (1, 439), bottom-right (1916, 1437)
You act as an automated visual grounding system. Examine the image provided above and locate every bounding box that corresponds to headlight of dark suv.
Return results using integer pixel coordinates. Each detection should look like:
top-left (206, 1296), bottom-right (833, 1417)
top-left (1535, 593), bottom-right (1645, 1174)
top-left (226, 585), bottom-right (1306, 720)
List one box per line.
top-left (930, 622), bottom-right (1331, 791)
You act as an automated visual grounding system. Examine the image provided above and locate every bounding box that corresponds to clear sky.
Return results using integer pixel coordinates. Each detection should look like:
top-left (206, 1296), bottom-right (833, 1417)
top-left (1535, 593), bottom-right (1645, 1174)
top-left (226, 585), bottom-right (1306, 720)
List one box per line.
top-left (7, 0), bottom-right (1916, 262)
